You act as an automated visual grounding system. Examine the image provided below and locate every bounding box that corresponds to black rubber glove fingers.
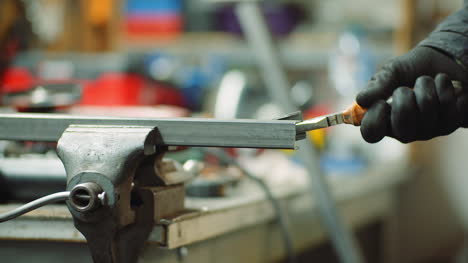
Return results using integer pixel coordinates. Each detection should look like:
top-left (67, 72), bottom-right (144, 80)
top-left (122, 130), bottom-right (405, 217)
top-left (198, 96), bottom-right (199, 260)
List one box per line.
top-left (357, 63), bottom-right (399, 108)
top-left (456, 91), bottom-right (468, 128)
top-left (434, 73), bottom-right (459, 136)
top-left (360, 100), bottom-right (390, 143)
top-left (413, 76), bottom-right (439, 139)
top-left (360, 73), bottom-right (464, 143)
top-left (357, 46), bottom-right (468, 109)
top-left (391, 86), bottom-right (420, 143)
top-left (357, 46), bottom-right (468, 143)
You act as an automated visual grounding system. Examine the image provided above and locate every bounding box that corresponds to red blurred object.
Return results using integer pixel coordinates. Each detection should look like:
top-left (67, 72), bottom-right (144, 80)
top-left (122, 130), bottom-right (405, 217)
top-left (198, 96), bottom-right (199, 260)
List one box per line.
top-left (0, 32), bottom-right (21, 95)
top-left (2, 68), bottom-right (35, 93)
top-left (303, 103), bottom-right (332, 120)
top-left (81, 73), bottom-right (144, 106)
top-left (151, 82), bottom-right (185, 107)
top-left (2, 68), bottom-right (187, 108)
top-left (125, 14), bottom-right (182, 36)
top-left (80, 72), bottom-right (186, 107)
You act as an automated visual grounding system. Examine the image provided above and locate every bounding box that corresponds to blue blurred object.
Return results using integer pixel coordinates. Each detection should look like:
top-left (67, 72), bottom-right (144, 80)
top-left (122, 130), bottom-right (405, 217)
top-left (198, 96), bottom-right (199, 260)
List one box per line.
top-left (145, 52), bottom-right (179, 82)
top-left (180, 67), bottom-right (206, 110)
top-left (287, 152), bottom-right (366, 176)
top-left (126, 0), bottom-right (182, 14)
top-left (320, 154), bottom-right (366, 175)
top-left (329, 24), bottom-right (376, 97)
top-left (144, 52), bottom-right (227, 111)
top-left (324, 24), bottom-right (376, 176)
top-left (179, 56), bottom-right (227, 110)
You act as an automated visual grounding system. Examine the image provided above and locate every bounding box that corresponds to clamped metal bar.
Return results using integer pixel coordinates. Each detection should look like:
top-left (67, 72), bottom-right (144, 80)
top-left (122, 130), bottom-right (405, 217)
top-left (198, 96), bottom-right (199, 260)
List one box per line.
top-left (0, 113), bottom-right (298, 149)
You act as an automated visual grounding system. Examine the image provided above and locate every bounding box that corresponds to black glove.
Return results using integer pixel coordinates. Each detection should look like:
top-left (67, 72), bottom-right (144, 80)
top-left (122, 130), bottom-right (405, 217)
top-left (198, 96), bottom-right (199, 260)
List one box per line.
top-left (356, 46), bottom-right (468, 143)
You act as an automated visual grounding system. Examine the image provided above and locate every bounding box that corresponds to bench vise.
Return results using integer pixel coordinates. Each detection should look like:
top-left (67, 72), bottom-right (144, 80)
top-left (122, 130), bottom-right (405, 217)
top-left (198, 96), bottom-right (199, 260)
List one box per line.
top-left (0, 112), bottom-right (302, 262)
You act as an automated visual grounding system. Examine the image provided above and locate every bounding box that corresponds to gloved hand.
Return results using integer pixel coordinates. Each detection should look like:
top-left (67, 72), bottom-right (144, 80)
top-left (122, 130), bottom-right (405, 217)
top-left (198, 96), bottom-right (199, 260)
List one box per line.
top-left (356, 46), bottom-right (468, 143)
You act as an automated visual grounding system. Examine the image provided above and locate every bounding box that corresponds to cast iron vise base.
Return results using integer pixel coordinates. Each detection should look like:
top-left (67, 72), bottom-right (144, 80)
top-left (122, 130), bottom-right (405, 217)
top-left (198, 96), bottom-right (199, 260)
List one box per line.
top-left (58, 125), bottom-right (189, 263)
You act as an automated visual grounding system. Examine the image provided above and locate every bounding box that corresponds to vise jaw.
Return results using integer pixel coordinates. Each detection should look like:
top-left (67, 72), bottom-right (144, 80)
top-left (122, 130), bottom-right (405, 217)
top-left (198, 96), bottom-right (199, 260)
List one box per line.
top-left (57, 125), bottom-right (192, 263)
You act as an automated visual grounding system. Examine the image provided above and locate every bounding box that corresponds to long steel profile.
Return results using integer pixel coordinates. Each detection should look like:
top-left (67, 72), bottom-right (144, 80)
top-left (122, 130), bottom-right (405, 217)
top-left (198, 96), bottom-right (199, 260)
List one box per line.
top-left (0, 113), bottom-right (297, 149)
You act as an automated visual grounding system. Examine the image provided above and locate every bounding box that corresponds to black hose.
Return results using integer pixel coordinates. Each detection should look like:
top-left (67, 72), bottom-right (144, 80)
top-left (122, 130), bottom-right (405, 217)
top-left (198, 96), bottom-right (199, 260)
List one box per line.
top-left (0, 191), bottom-right (70, 223)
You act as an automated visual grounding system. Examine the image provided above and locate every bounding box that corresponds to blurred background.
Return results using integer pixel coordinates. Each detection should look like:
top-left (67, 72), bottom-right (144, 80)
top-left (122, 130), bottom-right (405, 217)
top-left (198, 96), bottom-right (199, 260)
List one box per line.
top-left (0, 0), bottom-right (467, 262)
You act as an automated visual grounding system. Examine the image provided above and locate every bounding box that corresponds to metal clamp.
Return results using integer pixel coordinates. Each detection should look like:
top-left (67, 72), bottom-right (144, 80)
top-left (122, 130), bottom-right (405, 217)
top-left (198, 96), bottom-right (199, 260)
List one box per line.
top-left (58, 125), bottom-right (189, 263)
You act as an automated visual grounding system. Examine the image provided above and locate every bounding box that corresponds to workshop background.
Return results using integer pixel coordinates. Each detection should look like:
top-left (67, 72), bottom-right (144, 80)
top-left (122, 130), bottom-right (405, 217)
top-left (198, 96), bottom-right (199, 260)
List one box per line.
top-left (0, 0), bottom-right (467, 263)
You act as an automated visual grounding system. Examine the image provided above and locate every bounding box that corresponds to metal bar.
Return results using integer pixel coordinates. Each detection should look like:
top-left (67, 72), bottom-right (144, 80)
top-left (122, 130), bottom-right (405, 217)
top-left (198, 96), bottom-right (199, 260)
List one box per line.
top-left (235, 3), bottom-right (364, 263)
top-left (0, 113), bottom-right (297, 149)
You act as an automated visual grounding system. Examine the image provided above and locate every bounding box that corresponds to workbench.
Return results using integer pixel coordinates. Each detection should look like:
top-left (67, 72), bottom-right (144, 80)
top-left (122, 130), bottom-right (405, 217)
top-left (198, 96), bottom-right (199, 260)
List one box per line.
top-left (0, 152), bottom-right (408, 263)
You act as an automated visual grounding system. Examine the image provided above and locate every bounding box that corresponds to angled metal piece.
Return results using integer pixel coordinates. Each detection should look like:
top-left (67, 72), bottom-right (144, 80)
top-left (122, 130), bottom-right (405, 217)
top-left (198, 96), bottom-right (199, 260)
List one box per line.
top-left (278, 111), bottom-right (306, 141)
top-left (277, 111), bottom-right (303, 121)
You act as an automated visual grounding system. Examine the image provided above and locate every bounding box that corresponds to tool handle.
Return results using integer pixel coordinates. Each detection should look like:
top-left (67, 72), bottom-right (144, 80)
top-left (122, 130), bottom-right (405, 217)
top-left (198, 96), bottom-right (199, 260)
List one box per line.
top-left (342, 81), bottom-right (464, 126)
top-left (342, 102), bottom-right (367, 126)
